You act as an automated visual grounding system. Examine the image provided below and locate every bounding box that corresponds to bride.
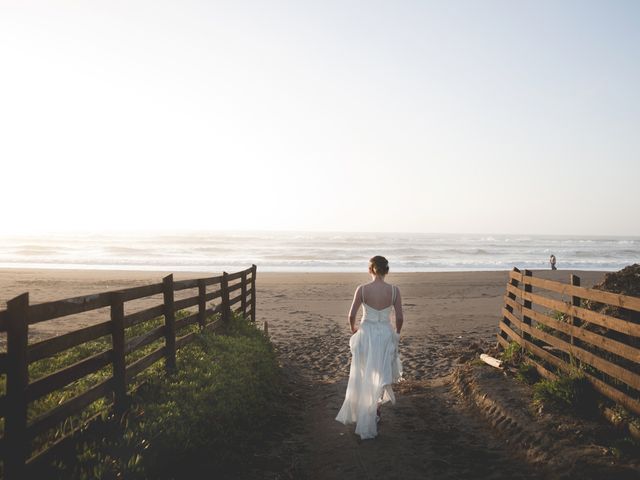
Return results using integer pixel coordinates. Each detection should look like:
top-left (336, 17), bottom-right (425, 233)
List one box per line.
top-left (336, 255), bottom-right (403, 439)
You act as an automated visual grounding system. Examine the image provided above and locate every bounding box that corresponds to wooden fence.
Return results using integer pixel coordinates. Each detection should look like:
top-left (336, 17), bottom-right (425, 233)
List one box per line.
top-left (497, 267), bottom-right (640, 416)
top-left (0, 265), bottom-right (257, 479)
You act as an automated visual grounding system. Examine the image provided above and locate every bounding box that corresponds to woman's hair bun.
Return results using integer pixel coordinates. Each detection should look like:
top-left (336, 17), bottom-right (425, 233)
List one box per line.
top-left (369, 255), bottom-right (389, 276)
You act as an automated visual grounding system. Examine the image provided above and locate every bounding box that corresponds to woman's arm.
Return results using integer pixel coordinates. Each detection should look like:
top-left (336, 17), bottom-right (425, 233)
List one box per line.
top-left (348, 286), bottom-right (363, 333)
top-left (394, 287), bottom-right (404, 334)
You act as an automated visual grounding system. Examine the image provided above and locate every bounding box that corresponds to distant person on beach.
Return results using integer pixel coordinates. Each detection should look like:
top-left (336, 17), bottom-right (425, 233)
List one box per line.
top-left (335, 255), bottom-right (403, 440)
top-left (550, 254), bottom-right (557, 270)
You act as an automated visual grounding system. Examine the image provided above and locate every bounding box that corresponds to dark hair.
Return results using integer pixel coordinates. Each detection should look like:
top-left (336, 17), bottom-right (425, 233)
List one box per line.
top-left (369, 256), bottom-right (389, 276)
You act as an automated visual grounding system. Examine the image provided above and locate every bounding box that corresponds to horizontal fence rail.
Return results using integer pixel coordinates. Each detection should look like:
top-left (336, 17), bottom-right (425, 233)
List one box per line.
top-left (497, 267), bottom-right (640, 416)
top-left (0, 265), bottom-right (257, 479)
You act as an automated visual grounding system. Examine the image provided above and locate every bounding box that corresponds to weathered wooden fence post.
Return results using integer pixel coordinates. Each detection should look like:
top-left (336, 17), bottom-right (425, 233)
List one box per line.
top-left (499, 267), bottom-right (520, 345)
top-left (251, 264), bottom-right (257, 322)
top-left (570, 274), bottom-right (581, 350)
top-left (221, 272), bottom-right (231, 324)
top-left (241, 270), bottom-right (248, 317)
top-left (522, 269), bottom-right (533, 342)
top-left (197, 279), bottom-right (206, 330)
top-left (110, 292), bottom-right (127, 412)
top-left (162, 274), bottom-right (176, 372)
top-left (5, 293), bottom-right (30, 479)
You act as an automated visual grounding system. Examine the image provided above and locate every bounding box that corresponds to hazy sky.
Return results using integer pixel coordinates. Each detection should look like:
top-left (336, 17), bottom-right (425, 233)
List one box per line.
top-left (1, 1), bottom-right (639, 236)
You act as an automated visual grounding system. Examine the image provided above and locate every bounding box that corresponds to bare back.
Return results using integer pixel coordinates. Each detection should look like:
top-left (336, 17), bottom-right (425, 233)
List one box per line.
top-left (348, 280), bottom-right (404, 330)
top-left (362, 282), bottom-right (395, 310)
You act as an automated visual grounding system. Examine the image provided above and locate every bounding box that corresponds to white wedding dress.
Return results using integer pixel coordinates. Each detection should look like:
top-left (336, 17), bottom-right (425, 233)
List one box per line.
top-left (335, 284), bottom-right (403, 439)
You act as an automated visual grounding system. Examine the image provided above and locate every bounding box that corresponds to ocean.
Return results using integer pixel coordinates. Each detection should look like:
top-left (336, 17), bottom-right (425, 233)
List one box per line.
top-left (0, 232), bottom-right (637, 273)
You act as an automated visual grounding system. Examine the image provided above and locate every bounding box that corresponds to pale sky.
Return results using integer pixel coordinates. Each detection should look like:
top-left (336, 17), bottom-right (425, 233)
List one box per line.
top-left (1, 1), bottom-right (639, 236)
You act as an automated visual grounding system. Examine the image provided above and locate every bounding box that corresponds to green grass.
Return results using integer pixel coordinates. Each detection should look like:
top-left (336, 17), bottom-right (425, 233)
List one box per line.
top-left (609, 437), bottom-right (640, 460)
top-left (515, 363), bottom-right (538, 384)
top-left (499, 341), bottom-right (524, 366)
top-left (33, 312), bottom-right (285, 479)
top-left (22, 310), bottom-right (200, 458)
top-left (532, 369), bottom-right (598, 417)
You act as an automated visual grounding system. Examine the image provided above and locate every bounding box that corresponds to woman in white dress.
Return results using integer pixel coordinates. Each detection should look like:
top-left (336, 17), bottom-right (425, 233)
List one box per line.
top-left (336, 256), bottom-right (404, 439)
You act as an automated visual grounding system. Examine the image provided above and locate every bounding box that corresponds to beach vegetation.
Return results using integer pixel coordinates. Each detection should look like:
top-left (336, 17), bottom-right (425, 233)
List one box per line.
top-left (532, 369), bottom-right (598, 418)
top-left (515, 363), bottom-right (538, 384)
top-left (534, 321), bottom-right (553, 334)
top-left (609, 436), bottom-right (640, 460)
top-left (5, 311), bottom-right (284, 479)
top-left (19, 310), bottom-right (199, 459)
top-left (499, 341), bottom-right (524, 367)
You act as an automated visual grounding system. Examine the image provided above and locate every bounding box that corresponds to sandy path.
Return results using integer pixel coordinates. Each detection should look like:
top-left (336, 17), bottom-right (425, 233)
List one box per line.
top-left (255, 270), bottom-right (608, 479)
top-left (270, 316), bottom-right (545, 479)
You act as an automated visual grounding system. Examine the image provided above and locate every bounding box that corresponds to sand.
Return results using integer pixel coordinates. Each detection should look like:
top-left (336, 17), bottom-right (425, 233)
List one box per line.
top-left (4, 268), bottom-right (630, 479)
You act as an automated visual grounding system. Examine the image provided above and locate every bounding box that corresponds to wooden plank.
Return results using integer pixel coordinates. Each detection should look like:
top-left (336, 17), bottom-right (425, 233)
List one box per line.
top-left (205, 290), bottom-right (222, 302)
top-left (501, 311), bottom-right (640, 416)
top-left (510, 270), bottom-right (640, 313)
top-left (524, 357), bottom-right (558, 381)
top-left (570, 274), bottom-right (581, 347)
top-left (503, 308), bottom-right (640, 390)
top-left (523, 305), bottom-right (640, 364)
top-left (498, 320), bottom-right (522, 344)
top-left (119, 283), bottom-right (164, 302)
top-left (27, 378), bottom-right (112, 440)
top-left (111, 292), bottom-right (127, 411)
top-left (173, 295), bottom-right (200, 311)
top-left (500, 267), bottom-right (521, 344)
top-left (228, 282), bottom-right (243, 293)
top-left (0, 309), bottom-right (7, 331)
top-left (0, 351), bottom-right (8, 374)
top-left (251, 265), bottom-right (257, 322)
top-left (175, 312), bottom-right (199, 331)
top-left (125, 346), bottom-right (166, 383)
top-left (29, 293), bottom-right (111, 324)
top-left (506, 283), bottom-right (640, 338)
top-left (26, 350), bottom-right (112, 402)
top-left (229, 293), bottom-right (243, 306)
top-left (203, 275), bottom-right (224, 286)
top-left (221, 273), bottom-right (231, 324)
top-left (173, 278), bottom-right (199, 291)
top-left (198, 280), bottom-right (206, 329)
top-left (522, 270), bottom-right (533, 341)
top-left (503, 295), bottom-right (523, 314)
top-left (175, 331), bottom-right (198, 349)
top-left (521, 337), bottom-right (640, 415)
top-left (499, 320), bottom-right (566, 372)
top-left (226, 269), bottom-right (247, 281)
top-left (496, 333), bottom-right (510, 350)
top-left (588, 372), bottom-right (640, 416)
top-left (241, 271), bottom-right (248, 315)
top-left (124, 304), bottom-right (164, 329)
top-left (29, 320), bottom-right (112, 363)
top-left (5, 293), bottom-right (30, 478)
top-left (124, 325), bottom-right (165, 355)
top-left (163, 275), bottom-right (176, 372)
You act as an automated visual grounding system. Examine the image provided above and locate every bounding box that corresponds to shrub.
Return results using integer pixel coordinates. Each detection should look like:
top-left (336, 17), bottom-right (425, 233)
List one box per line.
top-left (515, 363), bottom-right (538, 384)
top-left (40, 313), bottom-right (285, 479)
top-left (500, 341), bottom-right (524, 367)
top-left (533, 370), bottom-right (598, 417)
